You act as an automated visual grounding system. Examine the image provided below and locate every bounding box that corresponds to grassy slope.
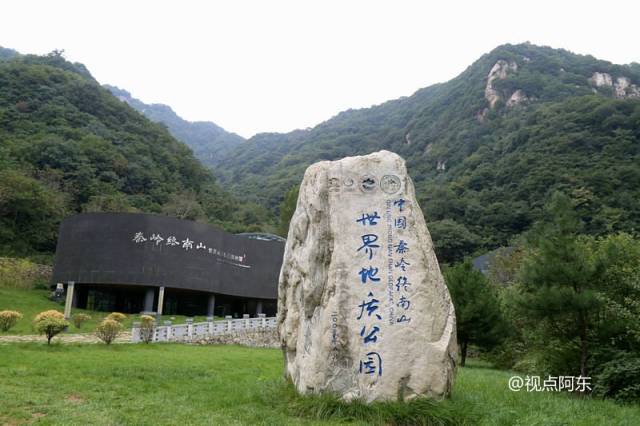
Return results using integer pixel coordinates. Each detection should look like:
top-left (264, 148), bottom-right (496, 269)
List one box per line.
top-left (0, 288), bottom-right (218, 335)
top-left (0, 344), bottom-right (637, 425)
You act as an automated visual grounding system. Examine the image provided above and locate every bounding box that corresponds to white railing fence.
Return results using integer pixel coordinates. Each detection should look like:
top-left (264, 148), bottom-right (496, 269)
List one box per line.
top-left (131, 314), bottom-right (277, 343)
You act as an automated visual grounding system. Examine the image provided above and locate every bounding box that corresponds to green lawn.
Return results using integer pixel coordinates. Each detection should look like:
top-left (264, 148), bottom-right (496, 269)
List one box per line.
top-left (0, 344), bottom-right (638, 425)
top-left (0, 288), bottom-right (221, 335)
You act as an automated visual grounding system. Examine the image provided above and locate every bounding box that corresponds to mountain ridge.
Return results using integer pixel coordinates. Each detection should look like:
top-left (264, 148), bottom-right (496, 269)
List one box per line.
top-left (0, 49), bottom-right (269, 257)
top-left (2, 43), bottom-right (639, 263)
top-left (105, 85), bottom-right (245, 168)
top-left (211, 42), bottom-right (640, 261)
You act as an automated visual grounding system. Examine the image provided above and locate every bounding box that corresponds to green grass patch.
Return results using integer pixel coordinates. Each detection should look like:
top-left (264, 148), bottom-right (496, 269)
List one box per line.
top-left (0, 288), bottom-right (67, 334)
top-left (265, 381), bottom-right (465, 425)
top-left (0, 288), bottom-right (220, 336)
top-left (0, 344), bottom-right (638, 425)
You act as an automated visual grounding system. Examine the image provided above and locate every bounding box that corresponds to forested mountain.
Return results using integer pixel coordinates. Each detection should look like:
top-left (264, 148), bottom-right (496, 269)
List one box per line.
top-left (105, 85), bottom-right (244, 168)
top-left (0, 49), bottom-right (270, 259)
top-left (0, 47), bottom-right (19, 60)
top-left (2, 43), bottom-right (639, 263)
top-left (214, 43), bottom-right (640, 262)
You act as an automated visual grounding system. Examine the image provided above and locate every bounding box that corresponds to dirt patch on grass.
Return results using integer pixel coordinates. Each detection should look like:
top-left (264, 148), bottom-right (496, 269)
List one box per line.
top-left (66, 394), bottom-right (84, 404)
top-left (0, 412), bottom-right (47, 425)
top-left (0, 331), bottom-right (132, 344)
top-left (0, 416), bottom-right (21, 426)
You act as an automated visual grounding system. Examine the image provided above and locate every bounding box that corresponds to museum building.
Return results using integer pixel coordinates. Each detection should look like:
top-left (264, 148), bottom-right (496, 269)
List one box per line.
top-left (51, 213), bottom-right (285, 318)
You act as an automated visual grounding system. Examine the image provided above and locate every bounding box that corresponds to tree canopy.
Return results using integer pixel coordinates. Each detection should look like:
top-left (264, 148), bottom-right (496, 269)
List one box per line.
top-left (0, 51), bottom-right (274, 258)
top-left (209, 43), bottom-right (640, 263)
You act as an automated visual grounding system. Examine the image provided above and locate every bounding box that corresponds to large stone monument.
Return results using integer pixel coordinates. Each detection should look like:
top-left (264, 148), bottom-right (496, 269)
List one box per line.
top-left (277, 150), bottom-right (457, 402)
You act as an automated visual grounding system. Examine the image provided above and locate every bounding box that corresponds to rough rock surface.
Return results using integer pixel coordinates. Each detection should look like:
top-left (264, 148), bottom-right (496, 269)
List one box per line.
top-left (506, 89), bottom-right (528, 107)
top-left (590, 71), bottom-right (613, 88)
top-left (589, 72), bottom-right (640, 99)
top-left (198, 329), bottom-right (279, 348)
top-left (484, 59), bottom-right (518, 108)
top-left (277, 150), bottom-right (457, 402)
top-left (613, 76), bottom-right (640, 98)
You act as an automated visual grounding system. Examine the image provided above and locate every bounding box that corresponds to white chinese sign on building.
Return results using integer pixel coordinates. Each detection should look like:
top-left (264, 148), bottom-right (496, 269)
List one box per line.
top-left (131, 231), bottom-right (249, 268)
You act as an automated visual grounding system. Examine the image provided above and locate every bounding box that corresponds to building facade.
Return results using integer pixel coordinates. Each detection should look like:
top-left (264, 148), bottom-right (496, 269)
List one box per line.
top-left (51, 213), bottom-right (285, 318)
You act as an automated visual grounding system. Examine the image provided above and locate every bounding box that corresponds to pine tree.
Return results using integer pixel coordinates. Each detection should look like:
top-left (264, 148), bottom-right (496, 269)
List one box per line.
top-left (445, 260), bottom-right (504, 366)
top-left (520, 192), bottom-right (603, 378)
top-left (277, 186), bottom-right (299, 237)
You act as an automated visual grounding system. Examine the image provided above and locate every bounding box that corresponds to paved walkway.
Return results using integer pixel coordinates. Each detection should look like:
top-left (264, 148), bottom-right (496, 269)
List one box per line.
top-left (0, 331), bottom-right (132, 344)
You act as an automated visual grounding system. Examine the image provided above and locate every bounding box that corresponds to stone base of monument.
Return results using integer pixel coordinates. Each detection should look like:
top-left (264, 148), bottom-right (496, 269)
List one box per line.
top-left (277, 150), bottom-right (457, 402)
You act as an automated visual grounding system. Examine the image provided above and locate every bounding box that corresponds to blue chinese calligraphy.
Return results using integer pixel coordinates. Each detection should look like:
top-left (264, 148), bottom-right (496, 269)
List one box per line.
top-left (357, 234), bottom-right (380, 260)
top-left (383, 198), bottom-right (412, 327)
top-left (397, 296), bottom-right (411, 310)
top-left (394, 216), bottom-right (407, 229)
top-left (393, 198), bottom-right (407, 212)
top-left (394, 257), bottom-right (410, 271)
top-left (395, 276), bottom-right (411, 292)
top-left (356, 212), bottom-right (381, 226)
top-left (354, 210), bottom-right (383, 377)
top-left (394, 240), bottom-right (409, 254)
top-left (360, 325), bottom-right (380, 344)
top-left (359, 351), bottom-right (383, 376)
top-left (359, 266), bottom-right (380, 284)
top-left (357, 292), bottom-right (382, 320)
top-left (397, 315), bottom-right (411, 323)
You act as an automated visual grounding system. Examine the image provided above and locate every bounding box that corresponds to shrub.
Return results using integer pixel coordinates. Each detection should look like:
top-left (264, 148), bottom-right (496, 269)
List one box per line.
top-left (33, 310), bottom-right (69, 344)
top-left (594, 354), bottom-right (640, 404)
top-left (139, 315), bottom-right (155, 343)
top-left (0, 310), bottom-right (23, 332)
top-left (72, 313), bottom-right (92, 329)
top-left (34, 310), bottom-right (65, 322)
top-left (105, 312), bottom-right (126, 323)
top-left (0, 257), bottom-right (51, 289)
top-left (95, 319), bottom-right (122, 344)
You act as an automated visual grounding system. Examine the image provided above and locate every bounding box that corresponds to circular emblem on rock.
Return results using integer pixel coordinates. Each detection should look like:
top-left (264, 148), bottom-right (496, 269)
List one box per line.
top-left (380, 175), bottom-right (401, 194)
top-left (343, 177), bottom-right (354, 187)
top-left (359, 175), bottom-right (377, 193)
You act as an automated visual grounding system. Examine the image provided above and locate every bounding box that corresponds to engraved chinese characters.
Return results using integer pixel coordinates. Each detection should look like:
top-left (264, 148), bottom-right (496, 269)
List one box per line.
top-left (277, 150), bottom-right (457, 403)
top-left (131, 231), bottom-right (248, 267)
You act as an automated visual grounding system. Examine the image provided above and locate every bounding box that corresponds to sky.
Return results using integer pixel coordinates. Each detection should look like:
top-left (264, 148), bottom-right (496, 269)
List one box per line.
top-left (2, 1), bottom-right (639, 138)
